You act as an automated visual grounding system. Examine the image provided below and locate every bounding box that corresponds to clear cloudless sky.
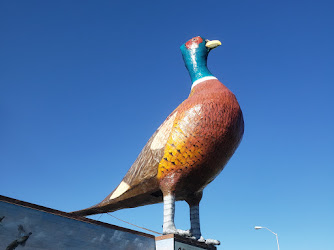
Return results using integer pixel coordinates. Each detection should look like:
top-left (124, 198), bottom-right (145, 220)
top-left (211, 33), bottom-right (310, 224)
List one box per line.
top-left (1, 1), bottom-right (333, 249)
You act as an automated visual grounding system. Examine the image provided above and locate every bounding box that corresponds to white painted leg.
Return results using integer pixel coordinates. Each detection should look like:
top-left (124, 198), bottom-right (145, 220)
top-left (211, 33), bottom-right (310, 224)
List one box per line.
top-left (163, 194), bottom-right (176, 234)
top-left (162, 194), bottom-right (191, 236)
top-left (189, 205), bottom-right (220, 245)
top-left (190, 205), bottom-right (201, 239)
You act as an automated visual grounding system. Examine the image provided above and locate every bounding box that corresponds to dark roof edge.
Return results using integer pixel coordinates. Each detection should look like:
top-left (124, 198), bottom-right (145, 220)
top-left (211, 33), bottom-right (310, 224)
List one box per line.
top-left (0, 194), bottom-right (155, 239)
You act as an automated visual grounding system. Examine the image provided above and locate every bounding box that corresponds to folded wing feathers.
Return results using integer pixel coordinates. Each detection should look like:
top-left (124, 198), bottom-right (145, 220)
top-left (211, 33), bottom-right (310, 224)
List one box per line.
top-left (121, 110), bottom-right (178, 188)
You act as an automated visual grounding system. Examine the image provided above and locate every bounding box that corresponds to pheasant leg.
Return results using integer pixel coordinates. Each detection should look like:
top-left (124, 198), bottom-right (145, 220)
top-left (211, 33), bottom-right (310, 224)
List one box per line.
top-left (162, 194), bottom-right (191, 236)
top-left (189, 204), bottom-right (220, 245)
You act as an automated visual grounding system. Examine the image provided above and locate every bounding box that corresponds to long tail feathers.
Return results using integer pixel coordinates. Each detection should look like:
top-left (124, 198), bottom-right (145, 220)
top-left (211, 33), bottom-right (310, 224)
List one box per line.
top-left (70, 206), bottom-right (103, 217)
top-left (70, 189), bottom-right (163, 217)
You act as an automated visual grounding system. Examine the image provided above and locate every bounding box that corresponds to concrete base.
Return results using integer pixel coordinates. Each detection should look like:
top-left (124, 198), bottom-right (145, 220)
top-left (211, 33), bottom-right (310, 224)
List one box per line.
top-left (156, 234), bottom-right (217, 250)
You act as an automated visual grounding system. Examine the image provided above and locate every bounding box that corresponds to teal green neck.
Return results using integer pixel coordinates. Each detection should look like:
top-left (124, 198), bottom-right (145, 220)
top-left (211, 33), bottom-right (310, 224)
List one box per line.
top-left (180, 42), bottom-right (214, 83)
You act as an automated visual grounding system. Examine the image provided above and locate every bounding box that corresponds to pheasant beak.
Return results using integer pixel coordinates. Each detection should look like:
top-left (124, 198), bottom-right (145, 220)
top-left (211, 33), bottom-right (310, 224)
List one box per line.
top-left (205, 40), bottom-right (222, 49)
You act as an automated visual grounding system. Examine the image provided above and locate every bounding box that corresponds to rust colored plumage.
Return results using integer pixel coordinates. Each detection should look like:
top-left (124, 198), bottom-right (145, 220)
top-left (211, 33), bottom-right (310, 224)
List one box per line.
top-left (158, 80), bottom-right (243, 198)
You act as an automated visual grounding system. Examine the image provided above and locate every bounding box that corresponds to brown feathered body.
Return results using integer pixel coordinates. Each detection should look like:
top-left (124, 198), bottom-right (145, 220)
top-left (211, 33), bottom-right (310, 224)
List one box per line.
top-left (72, 78), bottom-right (244, 216)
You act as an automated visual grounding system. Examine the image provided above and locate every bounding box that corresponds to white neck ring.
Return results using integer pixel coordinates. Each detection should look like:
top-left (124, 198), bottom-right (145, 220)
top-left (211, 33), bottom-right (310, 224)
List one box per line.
top-left (191, 76), bottom-right (217, 89)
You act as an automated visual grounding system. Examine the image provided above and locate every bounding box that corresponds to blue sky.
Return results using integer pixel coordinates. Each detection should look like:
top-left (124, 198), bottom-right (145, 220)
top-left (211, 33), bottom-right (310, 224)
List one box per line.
top-left (1, 1), bottom-right (333, 249)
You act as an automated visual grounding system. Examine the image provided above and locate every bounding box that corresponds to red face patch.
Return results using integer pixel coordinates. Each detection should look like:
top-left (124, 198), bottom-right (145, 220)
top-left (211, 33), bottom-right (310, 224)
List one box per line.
top-left (185, 36), bottom-right (204, 49)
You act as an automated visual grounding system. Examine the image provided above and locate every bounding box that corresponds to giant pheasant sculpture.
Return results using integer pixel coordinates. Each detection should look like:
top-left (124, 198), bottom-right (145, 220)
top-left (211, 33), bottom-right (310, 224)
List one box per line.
top-left (72, 36), bottom-right (244, 245)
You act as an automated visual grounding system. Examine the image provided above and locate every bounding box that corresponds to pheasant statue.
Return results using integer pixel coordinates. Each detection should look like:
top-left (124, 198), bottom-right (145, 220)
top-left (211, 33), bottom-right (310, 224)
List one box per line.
top-left (72, 36), bottom-right (244, 245)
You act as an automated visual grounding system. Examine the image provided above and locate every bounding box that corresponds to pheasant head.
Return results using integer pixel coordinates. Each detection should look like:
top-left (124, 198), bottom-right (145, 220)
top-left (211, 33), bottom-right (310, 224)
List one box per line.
top-left (180, 36), bottom-right (221, 84)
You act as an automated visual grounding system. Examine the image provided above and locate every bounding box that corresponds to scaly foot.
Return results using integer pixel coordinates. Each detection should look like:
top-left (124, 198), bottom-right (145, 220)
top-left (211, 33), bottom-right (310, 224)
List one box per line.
top-left (191, 235), bottom-right (220, 245)
top-left (163, 227), bottom-right (192, 237)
